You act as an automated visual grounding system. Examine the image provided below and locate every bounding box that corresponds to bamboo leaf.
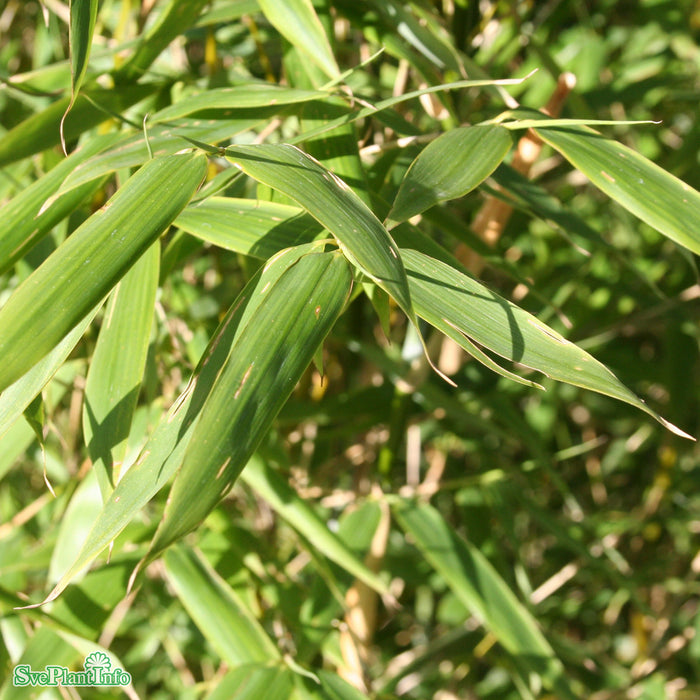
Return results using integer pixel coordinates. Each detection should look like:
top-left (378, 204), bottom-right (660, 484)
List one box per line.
top-left (393, 500), bottom-right (578, 700)
top-left (145, 250), bottom-right (353, 558)
top-left (50, 118), bottom-right (266, 198)
top-left (224, 144), bottom-right (424, 363)
top-left (205, 667), bottom-right (295, 700)
top-left (0, 133), bottom-right (119, 275)
top-left (31, 244), bottom-right (326, 606)
top-left (534, 123), bottom-right (700, 256)
top-left (113, 0), bottom-right (211, 82)
top-left (82, 242), bottom-right (159, 498)
top-left (241, 456), bottom-right (390, 597)
top-left (152, 84), bottom-right (326, 122)
top-left (67, 0), bottom-right (98, 102)
top-left (386, 125), bottom-right (512, 227)
top-left (164, 545), bottom-right (280, 665)
top-left (403, 249), bottom-right (693, 439)
top-left (257, 0), bottom-right (339, 79)
top-left (0, 308), bottom-right (99, 440)
top-left (0, 151), bottom-right (206, 394)
top-left (174, 197), bottom-right (322, 258)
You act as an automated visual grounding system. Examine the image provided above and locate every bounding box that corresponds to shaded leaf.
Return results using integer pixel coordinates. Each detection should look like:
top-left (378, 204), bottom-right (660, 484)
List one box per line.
top-left (241, 456), bottom-right (390, 597)
top-left (164, 545), bottom-right (280, 665)
top-left (387, 125), bottom-right (512, 227)
top-left (393, 500), bottom-right (578, 700)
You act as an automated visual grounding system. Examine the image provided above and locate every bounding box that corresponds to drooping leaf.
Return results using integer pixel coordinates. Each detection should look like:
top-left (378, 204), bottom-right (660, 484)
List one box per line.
top-left (145, 250), bottom-right (353, 559)
top-left (393, 500), bottom-right (578, 700)
top-left (534, 122), bottom-right (700, 256)
top-left (403, 249), bottom-right (692, 438)
top-left (224, 144), bottom-right (419, 352)
top-left (386, 125), bottom-right (512, 227)
top-left (0, 151), bottom-right (206, 394)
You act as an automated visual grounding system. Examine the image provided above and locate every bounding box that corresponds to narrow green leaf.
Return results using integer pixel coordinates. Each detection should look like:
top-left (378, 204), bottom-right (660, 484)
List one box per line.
top-left (146, 251), bottom-right (352, 558)
top-left (0, 133), bottom-right (119, 275)
top-left (295, 669), bottom-right (372, 700)
top-left (50, 118), bottom-right (265, 197)
top-left (68, 0), bottom-right (98, 101)
top-left (113, 0), bottom-right (210, 82)
top-left (534, 123), bottom-right (700, 256)
top-left (0, 84), bottom-right (155, 167)
top-left (205, 666), bottom-right (295, 700)
top-left (257, 0), bottom-right (339, 79)
top-left (0, 308), bottom-right (99, 440)
top-left (174, 197), bottom-right (322, 259)
top-left (386, 125), bottom-right (512, 227)
top-left (224, 144), bottom-right (420, 357)
top-left (0, 152), bottom-right (206, 394)
top-left (83, 242), bottom-right (159, 498)
top-left (393, 500), bottom-right (578, 700)
top-left (403, 249), bottom-right (693, 439)
top-left (241, 456), bottom-right (391, 597)
top-left (32, 244), bottom-right (325, 606)
top-left (164, 545), bottom-right (280, 665)
top-left (152, 84), bottom-right (326, 122)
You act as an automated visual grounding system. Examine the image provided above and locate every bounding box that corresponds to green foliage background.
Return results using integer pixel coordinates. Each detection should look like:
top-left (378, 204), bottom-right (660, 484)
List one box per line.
top-left (0, 1), bottom-right (699, 698)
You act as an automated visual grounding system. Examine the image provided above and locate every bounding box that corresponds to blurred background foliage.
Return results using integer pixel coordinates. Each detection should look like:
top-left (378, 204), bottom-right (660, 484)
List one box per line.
top-left (1, 0), bottom-right (699, 698)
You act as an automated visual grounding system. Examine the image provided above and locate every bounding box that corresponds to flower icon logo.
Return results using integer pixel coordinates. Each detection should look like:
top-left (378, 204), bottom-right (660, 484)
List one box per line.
top-left (84, 651), bottom-right (111, 673)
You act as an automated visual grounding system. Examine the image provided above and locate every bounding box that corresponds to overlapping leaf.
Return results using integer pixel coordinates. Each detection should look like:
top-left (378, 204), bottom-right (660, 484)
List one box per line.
top-left (0, 151), bottom-right (206, 394)
top-left (32, 244), bottom-right (323, 606)
top-left (82, 243), bottom-right (159, 498)
top-left (145, 250), bottom-right (353, 559)
top-left (225, 144), bottom-right (419, 350)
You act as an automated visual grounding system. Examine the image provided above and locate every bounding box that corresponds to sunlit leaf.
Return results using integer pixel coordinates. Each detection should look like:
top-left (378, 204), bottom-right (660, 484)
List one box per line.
top-left (534, 122), bottom-right (700, 256)
top-left (257, 0), bottom-right (339, 79)
top-left (145, 250), bottom-right (352, 558)
top-left (0, 151), bottom-right (206, 393)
